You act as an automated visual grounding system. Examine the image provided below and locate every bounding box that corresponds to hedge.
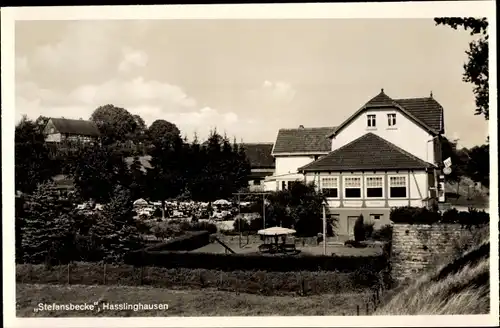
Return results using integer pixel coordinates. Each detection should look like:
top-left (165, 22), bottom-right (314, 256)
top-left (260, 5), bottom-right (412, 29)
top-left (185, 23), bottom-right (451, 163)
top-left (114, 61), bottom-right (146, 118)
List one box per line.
top-left (124, 250), bottom-right (388, 273)
top-left (390, 206), bottom-right (489, 225)
top-left (143, 230), bottom-right (210, 252)
top-left (16, 262), bottom-right (384, 296)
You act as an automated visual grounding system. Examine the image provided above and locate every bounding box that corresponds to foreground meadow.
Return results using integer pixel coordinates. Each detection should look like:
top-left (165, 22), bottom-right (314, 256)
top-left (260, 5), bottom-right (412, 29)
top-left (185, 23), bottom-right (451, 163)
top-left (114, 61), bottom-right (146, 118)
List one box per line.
top-left (17, 283), bottom-right (373, 317)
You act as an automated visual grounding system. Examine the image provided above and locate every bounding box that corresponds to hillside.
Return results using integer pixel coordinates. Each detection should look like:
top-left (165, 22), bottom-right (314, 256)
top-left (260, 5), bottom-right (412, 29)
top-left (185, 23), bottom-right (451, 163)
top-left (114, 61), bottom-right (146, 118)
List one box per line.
top-left (375, 227), bottom-right (490, 315)
top-left (445, 176), bottom-right (489, 207)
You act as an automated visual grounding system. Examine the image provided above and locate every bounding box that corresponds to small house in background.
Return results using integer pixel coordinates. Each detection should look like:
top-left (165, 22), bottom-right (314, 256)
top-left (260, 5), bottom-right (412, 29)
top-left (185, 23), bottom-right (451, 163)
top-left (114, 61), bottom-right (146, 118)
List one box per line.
top-left (44, 117), bottom-right (100, 144)
top-left (240, 143), bottom-right (275, 191)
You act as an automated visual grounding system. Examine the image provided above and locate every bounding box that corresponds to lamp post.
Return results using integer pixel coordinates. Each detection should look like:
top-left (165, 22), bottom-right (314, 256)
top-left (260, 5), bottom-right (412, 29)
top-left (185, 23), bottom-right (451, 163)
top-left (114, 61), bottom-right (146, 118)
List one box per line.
top-left (263, 193), bottom-right (266, 229)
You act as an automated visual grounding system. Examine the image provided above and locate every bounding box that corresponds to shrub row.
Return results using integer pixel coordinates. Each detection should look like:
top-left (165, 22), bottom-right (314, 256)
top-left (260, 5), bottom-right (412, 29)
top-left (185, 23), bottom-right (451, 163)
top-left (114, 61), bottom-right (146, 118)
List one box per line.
top-left (16, 262), bottom-right (383, 296)
top-left (143, 230), bottom-right (210, 252)
top-left (390, 207), bottom-right (489, 225)
top-left (124, 250), bottom-right (388, 273)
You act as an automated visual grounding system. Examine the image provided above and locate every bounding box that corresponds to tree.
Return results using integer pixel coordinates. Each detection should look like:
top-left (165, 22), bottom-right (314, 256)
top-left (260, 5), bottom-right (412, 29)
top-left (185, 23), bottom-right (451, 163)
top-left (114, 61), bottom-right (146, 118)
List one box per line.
top-left (265, 182), bottom-right (334, 237)
top-left (441, 136), bottom-right (467, 182)
top-left (21, 181), bottom-right (77, 264)
top-left (90, 104), bottom-right (138, 145)
top-left (434, 18), bottom-right (489, 119)
top-left (129, 156), bottom-right (146, 200)
top-left (353, 214), bottom-right (365, 242)
top-left (67, 144), bottom-right (129, 203)
top-left (15, 116), bottom-right (54, 193)
top-left (147, 119), bottom-right (181, 147)
top-left (90, 185), bottom-right (141, 263)
top-left (465, 144), bottom-right (489, 188)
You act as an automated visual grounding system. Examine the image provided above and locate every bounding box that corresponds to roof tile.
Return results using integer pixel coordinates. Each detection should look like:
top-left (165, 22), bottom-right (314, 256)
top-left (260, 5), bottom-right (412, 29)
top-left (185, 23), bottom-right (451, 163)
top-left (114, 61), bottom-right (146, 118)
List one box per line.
top-left (273, 127), bottom-right (335, 154)
top-left (299, 133), bottom-right (432, 172)
top-left (394, 97), bottom-right (444, 132)
top-left (50, 118), bottom-right (101, 137)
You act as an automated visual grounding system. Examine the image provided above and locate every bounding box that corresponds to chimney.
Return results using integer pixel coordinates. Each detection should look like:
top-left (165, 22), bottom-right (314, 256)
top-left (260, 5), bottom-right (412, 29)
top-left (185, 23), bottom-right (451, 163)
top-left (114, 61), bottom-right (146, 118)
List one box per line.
top-left (299, 125), bottom-right (304, 129)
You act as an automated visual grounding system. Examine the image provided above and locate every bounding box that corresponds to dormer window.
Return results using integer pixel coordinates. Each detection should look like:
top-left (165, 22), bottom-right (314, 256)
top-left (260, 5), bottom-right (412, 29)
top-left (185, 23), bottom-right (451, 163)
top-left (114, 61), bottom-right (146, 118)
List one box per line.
top-left (388, 113), bottom-right (397, 127)
top-left (367, 115), bottom-right (376, 128)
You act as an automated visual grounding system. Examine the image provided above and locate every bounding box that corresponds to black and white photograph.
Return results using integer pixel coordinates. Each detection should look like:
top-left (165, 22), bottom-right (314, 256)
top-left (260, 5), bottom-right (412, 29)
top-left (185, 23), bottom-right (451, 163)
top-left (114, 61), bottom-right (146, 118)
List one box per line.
top-left (1, 2), bottom-right (498, 327)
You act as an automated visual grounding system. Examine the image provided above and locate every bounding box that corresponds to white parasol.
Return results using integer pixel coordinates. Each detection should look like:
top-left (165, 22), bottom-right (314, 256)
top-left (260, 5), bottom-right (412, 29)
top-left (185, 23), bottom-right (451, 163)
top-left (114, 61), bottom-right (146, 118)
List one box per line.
top-left (257, 227), bottom-right (296, 236)
top-left (133, 198), bottom-right (149, 206)
top-left (213, 199), bottom-right (231, 206)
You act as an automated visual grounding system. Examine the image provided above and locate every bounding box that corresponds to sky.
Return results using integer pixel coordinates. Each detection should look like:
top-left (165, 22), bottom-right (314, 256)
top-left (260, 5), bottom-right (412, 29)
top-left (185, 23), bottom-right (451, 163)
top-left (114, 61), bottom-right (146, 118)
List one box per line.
top-left (15, 19), bottom-right (489, 148)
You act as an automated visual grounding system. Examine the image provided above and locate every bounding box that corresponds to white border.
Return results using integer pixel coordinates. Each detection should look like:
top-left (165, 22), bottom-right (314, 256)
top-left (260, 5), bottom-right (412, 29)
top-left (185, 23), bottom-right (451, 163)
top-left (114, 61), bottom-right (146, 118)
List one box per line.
top-left (1, 2), bottom-right (498, 327)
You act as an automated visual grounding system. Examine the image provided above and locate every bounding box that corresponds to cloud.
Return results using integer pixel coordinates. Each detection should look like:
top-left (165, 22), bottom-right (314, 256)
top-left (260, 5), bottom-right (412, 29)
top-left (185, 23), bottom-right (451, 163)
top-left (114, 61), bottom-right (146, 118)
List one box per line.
top-left (261, 80), bottom-right (296, 103)
top-left (15, 76), bottom-right (251, 140)
top-left (16, 56), bottom-right (30, 76)
top-left (118, 47), bottom-right (149, 73)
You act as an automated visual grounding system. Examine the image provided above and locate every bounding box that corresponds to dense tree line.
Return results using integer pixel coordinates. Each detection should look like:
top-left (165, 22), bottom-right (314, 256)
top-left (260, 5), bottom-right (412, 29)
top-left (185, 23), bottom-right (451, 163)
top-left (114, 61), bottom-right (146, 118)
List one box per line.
top-left (15, 106), bottom-right (251, 204)
top-left (440, 136), bottom-right (489, 188)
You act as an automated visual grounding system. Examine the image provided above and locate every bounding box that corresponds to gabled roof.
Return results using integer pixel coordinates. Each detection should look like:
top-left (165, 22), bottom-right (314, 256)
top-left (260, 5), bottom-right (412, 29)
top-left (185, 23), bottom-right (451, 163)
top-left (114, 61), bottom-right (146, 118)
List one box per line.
top-left (330, 89), bottom-right (444, 138)
top-left (394, 97), bottom-right (444, 133)
top-left (272, 126), bottom-right (336, 155)
top-left (49, 118), bottom-right (101, 137)
top-left (299, 132), bottom-right (433, 172)
top-left (240, 143), bottom-right (275, 168)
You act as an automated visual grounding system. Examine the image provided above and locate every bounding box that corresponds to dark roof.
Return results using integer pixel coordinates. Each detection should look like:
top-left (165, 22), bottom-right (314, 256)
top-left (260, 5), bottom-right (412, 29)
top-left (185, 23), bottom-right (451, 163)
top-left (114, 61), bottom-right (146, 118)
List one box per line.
top-left (125, 155), bottom-right (152, 172)
top-left (49, 118), bottom-right (100, 137)
top-left (240, 143), bottom-right (275, 168)
top-left (273, 126), bottom-right (336, 154)
top-left (299, 133), bottom-right (433, 172)
top-left (248, 170), bottom-right (274, 179)
top-left (364, 89), bottom-right (395, 107)
top-left (394, 97), bottom-right (444, 133)
top-left (331, 90), bottom-right (444, 137)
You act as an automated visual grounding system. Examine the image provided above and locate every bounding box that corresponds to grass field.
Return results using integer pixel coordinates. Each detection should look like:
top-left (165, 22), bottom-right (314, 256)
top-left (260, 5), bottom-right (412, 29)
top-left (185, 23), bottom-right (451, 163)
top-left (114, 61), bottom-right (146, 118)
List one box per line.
top-left (17, 283), bottom-right (373, 317)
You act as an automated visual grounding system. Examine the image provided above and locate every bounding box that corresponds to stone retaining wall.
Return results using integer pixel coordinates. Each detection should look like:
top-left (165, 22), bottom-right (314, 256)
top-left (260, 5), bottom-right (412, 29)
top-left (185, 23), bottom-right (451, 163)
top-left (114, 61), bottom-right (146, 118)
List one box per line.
top-left (391, 223), bottom-right (469, 280)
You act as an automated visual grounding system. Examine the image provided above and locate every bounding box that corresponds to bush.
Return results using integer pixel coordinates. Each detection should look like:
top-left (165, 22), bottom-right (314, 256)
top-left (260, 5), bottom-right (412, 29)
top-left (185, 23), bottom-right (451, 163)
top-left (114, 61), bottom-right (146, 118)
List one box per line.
top-left (390, 207), bottom-right (442, 224)
top-left (391, 206), bottom-right (489, 226)
top-left (364, 221), bottom-right (375, 239)
top-left (354, 215), bottom-right (365, 242)
top-left (152, 207), bottom-right (162, 218)
top-left (126, 248), bottom-right (388, 273)
top-left (371, 224), bottom-right (393, 242)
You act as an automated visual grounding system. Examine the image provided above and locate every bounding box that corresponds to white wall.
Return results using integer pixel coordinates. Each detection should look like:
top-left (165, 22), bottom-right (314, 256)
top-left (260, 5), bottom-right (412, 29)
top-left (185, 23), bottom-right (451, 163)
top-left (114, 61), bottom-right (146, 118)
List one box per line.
top-left (304, 170), bottom-right (429, 206)
top-left (332, 109), bottom-right (436, 164)
top-left (275, 156), bottom-right (316, 176)
top-left (45, 133), bottom-right (62, 142)
top-left (409, 171), bottom-right (429, 200)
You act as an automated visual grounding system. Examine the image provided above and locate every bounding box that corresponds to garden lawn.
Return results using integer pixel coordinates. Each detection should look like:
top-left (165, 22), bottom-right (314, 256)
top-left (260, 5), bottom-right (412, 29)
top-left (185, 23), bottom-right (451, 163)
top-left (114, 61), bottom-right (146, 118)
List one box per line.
top-left (17, 283), bottom-right (372, 317)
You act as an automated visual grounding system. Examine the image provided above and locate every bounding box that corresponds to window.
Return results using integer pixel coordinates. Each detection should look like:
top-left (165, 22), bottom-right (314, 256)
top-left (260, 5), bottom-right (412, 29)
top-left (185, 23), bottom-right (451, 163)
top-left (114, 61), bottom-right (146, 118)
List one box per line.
top-left (344, 177), bottom-right (362, 198)
top-left (389, 176), bottom-right (407, 198)
top-left (387, 113), bottom-right (396, 127)
top-left (367, 115), bottom-right (376, 128)
top-left (370, 214), bottom-right (382, 220)
top-left (366, 176), bottom-right (383, 198)
top-left (254, 179), bottom-right (261, 186)
top-left (321, 177), bottom-right (338, 198)
top-left (281, 181), bottom-right (286, 190)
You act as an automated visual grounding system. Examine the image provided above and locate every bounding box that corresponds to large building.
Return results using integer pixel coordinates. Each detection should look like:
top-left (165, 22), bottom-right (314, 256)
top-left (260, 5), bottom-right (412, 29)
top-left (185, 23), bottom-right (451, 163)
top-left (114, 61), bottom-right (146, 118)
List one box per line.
top-left (44, 117), bottom-right (101, 144)
top-left (264, 89), bottom-right (445, 236)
